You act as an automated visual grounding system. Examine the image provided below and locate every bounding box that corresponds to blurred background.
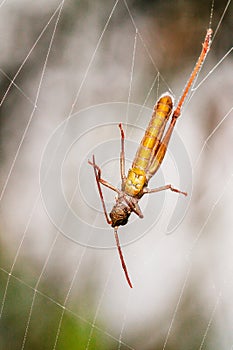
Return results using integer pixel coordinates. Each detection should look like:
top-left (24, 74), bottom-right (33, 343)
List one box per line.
top-left (0, 0), bottom-right (233, 349)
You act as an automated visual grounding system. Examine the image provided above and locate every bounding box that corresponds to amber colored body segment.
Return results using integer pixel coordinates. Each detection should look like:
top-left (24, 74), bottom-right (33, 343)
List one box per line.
top-left (133, 94), bottom-right (173, 171)
top-left (124, 94), bottom-right (173, 197)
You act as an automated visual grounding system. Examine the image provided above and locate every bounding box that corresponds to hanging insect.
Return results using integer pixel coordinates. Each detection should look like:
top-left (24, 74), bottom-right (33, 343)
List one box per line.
top-left (89, 29), bottom-right (212, 288)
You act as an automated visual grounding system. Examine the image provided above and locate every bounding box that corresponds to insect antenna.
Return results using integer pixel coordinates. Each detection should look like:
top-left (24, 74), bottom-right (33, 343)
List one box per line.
top-left (114, 227), bottom-right (133, 288)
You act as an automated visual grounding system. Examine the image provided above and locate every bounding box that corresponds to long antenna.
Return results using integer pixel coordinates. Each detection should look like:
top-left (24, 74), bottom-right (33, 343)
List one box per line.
top-left (114, 227), bottom-right (133, 288)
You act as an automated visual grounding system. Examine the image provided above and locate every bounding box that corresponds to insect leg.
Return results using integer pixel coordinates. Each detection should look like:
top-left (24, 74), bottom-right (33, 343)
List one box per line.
top-left (122, 195), bottom-right (144, 218)
top-left (88, 155), bottom-right (119, 224)
top-left (147, 29), bottom-right (212, 180)
top-left (146, 118), bottom-right (176, 179)
top-left (144, 184), bottom-right (187, 196)
top-left (118, 123), bottom-right (126, 184)
top-left (88, 155), bottom-right (120, 193)
top-left (173, 28), bottom-right (212, 119)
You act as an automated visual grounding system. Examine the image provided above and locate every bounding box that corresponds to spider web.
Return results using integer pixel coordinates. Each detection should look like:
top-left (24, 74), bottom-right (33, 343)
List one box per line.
top-left (0, 0), bottom-right (233, 349)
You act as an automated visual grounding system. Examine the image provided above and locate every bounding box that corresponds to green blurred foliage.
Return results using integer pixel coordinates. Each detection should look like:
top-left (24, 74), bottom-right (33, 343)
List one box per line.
top-left (0, 267), bottom-right (112, 349)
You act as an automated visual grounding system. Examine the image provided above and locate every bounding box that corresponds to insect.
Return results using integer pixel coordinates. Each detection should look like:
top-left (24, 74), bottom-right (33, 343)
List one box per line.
top-left (89, 29), bottom-right (212, 288)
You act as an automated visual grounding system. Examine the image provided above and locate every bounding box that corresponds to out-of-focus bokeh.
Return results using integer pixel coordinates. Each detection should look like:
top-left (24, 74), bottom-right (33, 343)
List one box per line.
top-left (0, 0), bottom-right (232, 349)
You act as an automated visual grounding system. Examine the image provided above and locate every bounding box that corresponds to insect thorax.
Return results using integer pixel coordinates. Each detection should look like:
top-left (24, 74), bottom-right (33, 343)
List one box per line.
top-left (124, 168), bottom-right (147, 197)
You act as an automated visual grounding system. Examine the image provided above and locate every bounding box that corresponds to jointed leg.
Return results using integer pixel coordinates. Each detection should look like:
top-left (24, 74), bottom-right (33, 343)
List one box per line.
top-left (143, 184), bottom-right (187, 196)
top-left (173, 28), bottom-right (212, 119)
top-left (147, 29), bottom-right (212, 180)
top-left (118, 123), bottom-right (126, 184)
top-left (88, 155), bottom-right (119, 225)
top-left (88, 155), bottom-right (120, 193)
top-left (123, 195), bottom-right (144, 218)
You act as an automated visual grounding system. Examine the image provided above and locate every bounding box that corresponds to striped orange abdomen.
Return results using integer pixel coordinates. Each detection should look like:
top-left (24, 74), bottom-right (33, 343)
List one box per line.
top-left (124, 94), bottom-right (173, 197)
top-left (133, 94), bottom-right (173, 171)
